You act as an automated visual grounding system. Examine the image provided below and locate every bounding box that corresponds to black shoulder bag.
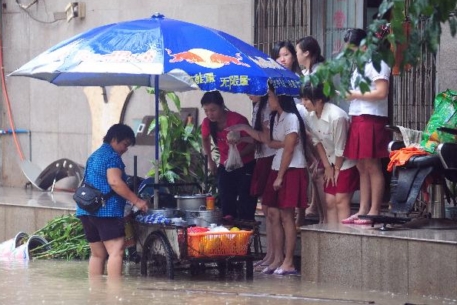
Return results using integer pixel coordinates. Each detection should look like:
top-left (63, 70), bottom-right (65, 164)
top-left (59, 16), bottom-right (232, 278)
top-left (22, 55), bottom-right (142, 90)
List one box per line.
top-left (73, 162), bottom-right (115, 213)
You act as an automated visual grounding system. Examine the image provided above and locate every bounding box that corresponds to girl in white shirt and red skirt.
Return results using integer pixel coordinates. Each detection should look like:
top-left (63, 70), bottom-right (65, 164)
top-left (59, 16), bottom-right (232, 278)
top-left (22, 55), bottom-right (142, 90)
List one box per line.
top-left (341, 28), bottom-right (391, 225)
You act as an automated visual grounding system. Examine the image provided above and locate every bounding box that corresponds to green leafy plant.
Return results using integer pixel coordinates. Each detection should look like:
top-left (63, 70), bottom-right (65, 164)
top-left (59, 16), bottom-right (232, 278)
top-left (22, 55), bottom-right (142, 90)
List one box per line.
top-left (309, 0), bottom-right (457, 96)
top-left (144, 89), bottom-right (208, 191)
top-left (30, 214), bottom-right (89, 260)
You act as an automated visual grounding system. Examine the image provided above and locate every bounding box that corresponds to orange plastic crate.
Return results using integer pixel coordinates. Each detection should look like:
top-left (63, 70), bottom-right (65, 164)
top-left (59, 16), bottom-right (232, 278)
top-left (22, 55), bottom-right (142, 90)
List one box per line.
top-left (187, 230), bottom-right (253, 258)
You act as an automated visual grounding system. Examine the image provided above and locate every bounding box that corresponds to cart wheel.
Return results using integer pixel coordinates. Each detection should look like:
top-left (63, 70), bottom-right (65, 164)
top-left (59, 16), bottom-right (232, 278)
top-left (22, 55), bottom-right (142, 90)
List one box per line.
top-left (140, 231), bottom-right (174, 279)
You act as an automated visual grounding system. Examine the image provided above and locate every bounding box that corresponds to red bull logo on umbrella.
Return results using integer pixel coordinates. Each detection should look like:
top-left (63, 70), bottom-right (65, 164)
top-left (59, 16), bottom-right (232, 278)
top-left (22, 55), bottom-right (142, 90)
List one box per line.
top-left (166, 48), bottom-right (250, 68)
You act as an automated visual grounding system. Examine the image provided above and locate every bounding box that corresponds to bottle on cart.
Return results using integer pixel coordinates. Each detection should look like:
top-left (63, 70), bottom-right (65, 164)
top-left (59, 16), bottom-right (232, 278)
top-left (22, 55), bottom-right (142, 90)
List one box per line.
top-left (206, 195), bottom-right (215, 210)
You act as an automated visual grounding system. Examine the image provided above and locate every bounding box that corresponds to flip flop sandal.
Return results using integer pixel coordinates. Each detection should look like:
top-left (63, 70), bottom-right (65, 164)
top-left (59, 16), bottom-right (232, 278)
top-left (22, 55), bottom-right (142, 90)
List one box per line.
top-left (341, 214), bottom-right (359, 224)
top-left (261, 267), bottom-right (276, 275)
top-left (254, 260), bottom-right (268, 267)
top-left (353, 218), bottom-right (373, 225)
top-left (255, 264), bottom-right (270, 272)
top-left (273, 268), bottom-right (299, 276)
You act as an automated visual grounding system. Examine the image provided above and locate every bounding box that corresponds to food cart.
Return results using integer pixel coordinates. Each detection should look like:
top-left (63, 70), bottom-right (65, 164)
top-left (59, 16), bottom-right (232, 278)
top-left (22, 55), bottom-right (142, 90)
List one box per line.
top-left (132, 181), bottom-right (262, 280)
top-left (134, 220), bottom-right (260, 280)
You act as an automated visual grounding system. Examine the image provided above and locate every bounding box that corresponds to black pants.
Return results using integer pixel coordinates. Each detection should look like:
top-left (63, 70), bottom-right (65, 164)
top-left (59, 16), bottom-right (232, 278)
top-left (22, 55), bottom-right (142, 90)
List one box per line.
top-left (217, 160), bottom-right (257, 220)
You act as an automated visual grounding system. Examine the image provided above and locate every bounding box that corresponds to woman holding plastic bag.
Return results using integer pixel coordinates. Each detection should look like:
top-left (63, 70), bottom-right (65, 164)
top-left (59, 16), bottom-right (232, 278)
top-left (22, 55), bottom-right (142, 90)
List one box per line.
top-left (201, 91), bottom-right (257, 221)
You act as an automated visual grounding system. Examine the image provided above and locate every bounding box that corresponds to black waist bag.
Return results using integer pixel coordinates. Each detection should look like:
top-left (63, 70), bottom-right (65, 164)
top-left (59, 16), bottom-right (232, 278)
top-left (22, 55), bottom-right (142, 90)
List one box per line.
top-left (73, 182), bottom-right (114, 213)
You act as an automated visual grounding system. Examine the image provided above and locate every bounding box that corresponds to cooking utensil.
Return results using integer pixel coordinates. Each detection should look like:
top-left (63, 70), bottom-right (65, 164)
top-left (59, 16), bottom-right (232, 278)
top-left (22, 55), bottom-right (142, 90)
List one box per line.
top-left (175, 194), bottom-right (207, 211)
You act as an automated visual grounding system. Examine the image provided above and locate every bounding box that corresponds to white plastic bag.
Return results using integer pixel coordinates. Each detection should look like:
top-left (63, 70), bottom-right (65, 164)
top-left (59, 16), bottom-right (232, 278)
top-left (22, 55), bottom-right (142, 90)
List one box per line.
top-left (225, 143), bottom-right (243, 172)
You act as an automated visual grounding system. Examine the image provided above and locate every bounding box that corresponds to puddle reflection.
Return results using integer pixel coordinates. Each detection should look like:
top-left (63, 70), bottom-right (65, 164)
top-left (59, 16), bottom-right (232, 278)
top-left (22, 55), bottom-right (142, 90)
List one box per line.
top-left (0, 259), bottom-right (455, 305)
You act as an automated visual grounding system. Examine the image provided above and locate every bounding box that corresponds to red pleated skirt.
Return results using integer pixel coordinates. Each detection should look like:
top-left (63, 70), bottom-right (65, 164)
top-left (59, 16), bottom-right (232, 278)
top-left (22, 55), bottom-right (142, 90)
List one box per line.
top-left (250, 155), bottom-right (274, 197)
top-left (262, 168), bottom-right (309, 209)
top-left (323, 166), bottom-right (360, 195)
top-left (344, 115), bottom-right (391, 159)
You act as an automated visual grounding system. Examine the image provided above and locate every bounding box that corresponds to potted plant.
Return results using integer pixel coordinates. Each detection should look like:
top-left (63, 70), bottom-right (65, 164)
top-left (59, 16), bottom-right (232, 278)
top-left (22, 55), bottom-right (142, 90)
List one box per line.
top-left (144, 89), bottom-right (216, 195)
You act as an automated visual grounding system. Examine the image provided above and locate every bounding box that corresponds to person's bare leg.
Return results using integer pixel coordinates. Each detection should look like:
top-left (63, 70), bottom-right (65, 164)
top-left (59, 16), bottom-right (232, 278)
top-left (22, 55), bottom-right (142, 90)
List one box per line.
top-left (314, 169), bottom-right (326, 223)
top-left (277, 208), bottom-right (297, 271)
top-left (296, 207), bottom-right (306, 226)
top-left (88, 241), bottom-right (108, 277)
top-left (303, 180), bottom-right (318, 221)
top-left (325, 194), bottom-right (338, 224)
top-left (304, 181), bottom-right (318, 218)
top-left (335, 192), bottom-right (352, 222)
top-left (104, 237), bottom-right (125, 278)
top-left (366, 158), bottom-right (385, 215)
top-left (106, 276), bottom-right (123, 303)
top-left (267, 207), bottom-right (283, 271)
top-left (257, 204), bottom-right (274, 267)
top-left (356, 159), bottom-right (371, 216)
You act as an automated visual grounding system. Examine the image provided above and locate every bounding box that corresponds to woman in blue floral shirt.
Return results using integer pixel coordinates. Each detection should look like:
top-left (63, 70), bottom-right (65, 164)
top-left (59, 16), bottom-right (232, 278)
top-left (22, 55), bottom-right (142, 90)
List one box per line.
top-left (76, 124), bottom-right (148, 278)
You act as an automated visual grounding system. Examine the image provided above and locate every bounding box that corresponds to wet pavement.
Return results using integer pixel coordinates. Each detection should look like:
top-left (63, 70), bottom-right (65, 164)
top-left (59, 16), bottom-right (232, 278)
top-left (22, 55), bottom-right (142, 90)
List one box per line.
top-left (1, 258), bottom-right (456, 305)
top-left (1, 186), bottom-right (457, 304)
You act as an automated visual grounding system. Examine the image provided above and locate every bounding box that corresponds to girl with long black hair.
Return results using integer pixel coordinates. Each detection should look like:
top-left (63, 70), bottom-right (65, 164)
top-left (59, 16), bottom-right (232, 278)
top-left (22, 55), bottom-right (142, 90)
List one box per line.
top-left (227, 84), bottom-right (309, 275)
top-left (200, 91), bottom-right (257, 221)
top-left (247, 94), bottom-right (276, 270)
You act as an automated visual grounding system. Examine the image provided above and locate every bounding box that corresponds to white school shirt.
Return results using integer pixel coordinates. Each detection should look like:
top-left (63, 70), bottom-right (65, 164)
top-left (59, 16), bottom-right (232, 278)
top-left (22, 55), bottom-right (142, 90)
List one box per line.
top-left (349, 60), bottom-right (391, 117)
top-left (271, 111), bottom-right (307, 170)
top-left (297, 102), bottom-right (320, 141)
top-left (307, 103), bottom-right (356, 170)
top-left (252, 102), bottom-right (276, 159)
top-left (301, 62), bottom-right (322, 77)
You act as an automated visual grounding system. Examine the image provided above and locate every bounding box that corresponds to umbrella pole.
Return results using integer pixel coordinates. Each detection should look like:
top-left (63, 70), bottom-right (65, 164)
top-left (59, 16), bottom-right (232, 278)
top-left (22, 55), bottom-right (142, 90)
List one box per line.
top-left (153, 76), bottom-right (160, 210)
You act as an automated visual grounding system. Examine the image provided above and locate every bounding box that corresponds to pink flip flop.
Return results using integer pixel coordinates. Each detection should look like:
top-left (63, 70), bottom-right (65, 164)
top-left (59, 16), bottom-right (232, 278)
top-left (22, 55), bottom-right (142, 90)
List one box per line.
top-left (353, 218), bottom-right (373, 225)
top-left (341, 214), bottom-right (359, 224)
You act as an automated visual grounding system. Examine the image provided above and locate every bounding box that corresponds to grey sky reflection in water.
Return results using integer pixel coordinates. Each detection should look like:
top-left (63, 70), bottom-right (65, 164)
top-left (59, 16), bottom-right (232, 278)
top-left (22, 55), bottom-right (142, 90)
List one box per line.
top-left (0, 259), bottom-right (456, 305)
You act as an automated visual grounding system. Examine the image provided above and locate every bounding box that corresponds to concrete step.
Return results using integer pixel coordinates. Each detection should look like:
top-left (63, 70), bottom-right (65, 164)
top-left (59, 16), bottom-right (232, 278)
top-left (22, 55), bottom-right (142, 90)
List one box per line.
top-left (300, 222), bottom-right (457, 300)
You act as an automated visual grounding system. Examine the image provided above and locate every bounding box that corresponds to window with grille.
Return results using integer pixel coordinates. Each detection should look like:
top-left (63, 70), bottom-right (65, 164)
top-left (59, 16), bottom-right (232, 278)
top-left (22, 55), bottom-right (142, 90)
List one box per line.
top-left (254, 0), bottom-right (309, 56)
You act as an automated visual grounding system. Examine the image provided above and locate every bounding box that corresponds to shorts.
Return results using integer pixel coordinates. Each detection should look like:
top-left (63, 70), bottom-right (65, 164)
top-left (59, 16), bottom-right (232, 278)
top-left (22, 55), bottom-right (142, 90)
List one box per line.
top-left (79, 215), bottom-right (125, 243)
top-left (344, 115), bottom-right (391, 159)
top-left (324, 166), bottom-right (360, 195)
top-left (262, 168), bottom-right (308, 209)
top-left (250, 155), bottom-right (274, 197)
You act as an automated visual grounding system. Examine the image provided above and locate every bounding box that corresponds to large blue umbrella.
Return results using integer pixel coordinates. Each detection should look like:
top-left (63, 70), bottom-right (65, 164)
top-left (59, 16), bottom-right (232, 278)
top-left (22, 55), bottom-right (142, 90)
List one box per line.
top-left (10, 13), bottom-right (300, 95)
top-left (10, 13), bottom-right (300, 206)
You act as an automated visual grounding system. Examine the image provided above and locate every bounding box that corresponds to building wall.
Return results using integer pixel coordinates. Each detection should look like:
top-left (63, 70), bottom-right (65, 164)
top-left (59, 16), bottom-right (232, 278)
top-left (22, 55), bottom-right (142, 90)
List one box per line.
top-left (2, 1), bottom-right (456, 187)
top-left (437, 25), bottom-right (457, 93)
top-left (0, 0), bottom-right (255, 185)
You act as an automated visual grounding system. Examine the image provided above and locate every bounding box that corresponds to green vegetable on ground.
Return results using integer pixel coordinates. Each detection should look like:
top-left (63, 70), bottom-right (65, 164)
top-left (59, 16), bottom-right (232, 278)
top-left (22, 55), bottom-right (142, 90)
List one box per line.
top-left (30, 214), bottom-right (90, 260)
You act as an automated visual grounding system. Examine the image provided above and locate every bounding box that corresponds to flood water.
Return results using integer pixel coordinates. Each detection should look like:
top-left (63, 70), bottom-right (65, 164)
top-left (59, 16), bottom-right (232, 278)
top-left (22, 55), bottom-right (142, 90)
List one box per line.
top-left (1, 259), bottom-right (456, 305)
